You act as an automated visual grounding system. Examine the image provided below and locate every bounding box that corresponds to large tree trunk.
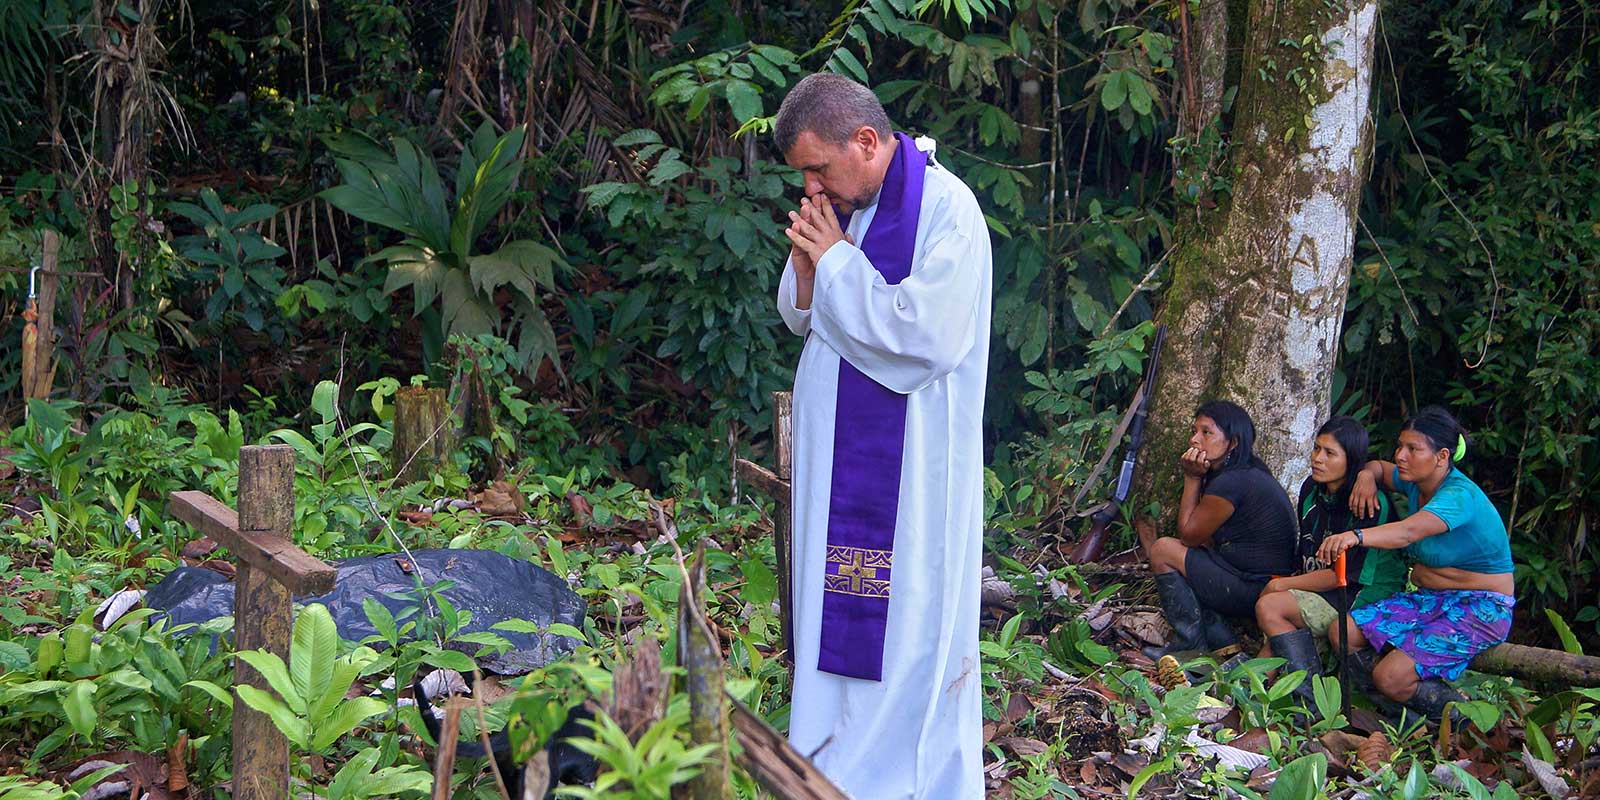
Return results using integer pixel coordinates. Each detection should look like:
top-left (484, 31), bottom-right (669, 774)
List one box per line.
top-left (1136, 0), bottom-right (1378, 517)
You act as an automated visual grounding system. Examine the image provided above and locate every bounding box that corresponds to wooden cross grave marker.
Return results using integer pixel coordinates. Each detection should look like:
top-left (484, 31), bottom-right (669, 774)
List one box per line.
top-left (168, 445), bottom-right (336, 800)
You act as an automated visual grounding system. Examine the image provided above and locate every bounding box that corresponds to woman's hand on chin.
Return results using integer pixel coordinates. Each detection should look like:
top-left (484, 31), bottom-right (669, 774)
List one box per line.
top-left (1179, 447), bottom-right (1211, 478)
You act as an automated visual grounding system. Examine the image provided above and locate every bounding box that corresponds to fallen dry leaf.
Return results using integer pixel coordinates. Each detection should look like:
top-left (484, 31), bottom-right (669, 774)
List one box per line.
top-left (397, 510), bottom-right (435, 526)
top-left (995, 737), bottom-right (1048, 757)
top-left (1231, 727), bottom-right (1273, 755)
top-left (567, 491), bottom-right (593, 523)
top-left (1117, 610), bottom-right (1169, 646)
top-left (1003, 692), bottom-right (1034, 725)
top-left (470, 480), bottom-right (524, 517)
top-left (180, 537), bottom-right (218, 558)
top-left (1110, 752), bottom-right (1149, 778)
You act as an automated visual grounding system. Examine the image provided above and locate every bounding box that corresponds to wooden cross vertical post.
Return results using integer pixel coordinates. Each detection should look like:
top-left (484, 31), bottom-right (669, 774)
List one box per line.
top-left (233, 446), bottom-right (296, 799)
top-left (168, 445), bottom-right (336, 800)
top-left (735, 391), bottom-right (794, 664)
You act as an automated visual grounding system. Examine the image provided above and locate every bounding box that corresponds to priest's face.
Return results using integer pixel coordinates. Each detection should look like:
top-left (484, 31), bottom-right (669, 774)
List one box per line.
top-left (784, 127), bottom-right (891, 214)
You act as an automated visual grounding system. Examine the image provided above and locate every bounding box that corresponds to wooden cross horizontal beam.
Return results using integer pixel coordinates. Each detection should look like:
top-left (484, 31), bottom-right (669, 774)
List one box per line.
top-left (168, 490), bottom-right (336, 596)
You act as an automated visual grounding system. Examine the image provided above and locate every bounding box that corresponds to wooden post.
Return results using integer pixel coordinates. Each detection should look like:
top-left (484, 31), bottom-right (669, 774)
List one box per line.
top-left (734, 391), bottom-right (795, 665)
top-left (22, 231), bottom-right (60, 400)
top-left (233, 445), bottom-right (296, 800)
top-left (680, 542), bottom-right (733, 799)
top-left (773, 391), bottom-right (792, 482)
top-left (392, 385), bottom-right (454, 483)
top-left (168, 446), bottom-right (335, 800)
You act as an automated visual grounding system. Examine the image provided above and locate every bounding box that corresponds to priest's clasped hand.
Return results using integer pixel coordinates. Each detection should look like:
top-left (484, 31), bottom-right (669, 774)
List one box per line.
top-left (785, 193), bottom-right (854, 274)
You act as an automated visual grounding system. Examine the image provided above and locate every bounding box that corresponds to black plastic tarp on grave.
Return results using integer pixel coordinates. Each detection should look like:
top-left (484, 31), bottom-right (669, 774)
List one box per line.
top-left (143, 549), bottom-right (584, 674)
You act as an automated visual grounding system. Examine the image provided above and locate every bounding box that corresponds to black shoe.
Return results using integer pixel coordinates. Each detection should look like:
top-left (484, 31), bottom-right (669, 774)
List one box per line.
top-left (1268, 629), bottom-right (1322, 715)
top-left (1142, 572), bottom-right (1206, 661)
top-left (1406, 679), bottom-right (1467, 728)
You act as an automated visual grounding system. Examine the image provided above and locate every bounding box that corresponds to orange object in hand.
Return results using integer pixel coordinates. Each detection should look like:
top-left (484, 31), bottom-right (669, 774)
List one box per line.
top-left (1334, 551), bottom-right (1348, 588)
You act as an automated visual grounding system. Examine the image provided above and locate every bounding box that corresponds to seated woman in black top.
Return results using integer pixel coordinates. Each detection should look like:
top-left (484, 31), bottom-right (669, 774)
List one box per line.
top-left (1140, 400), bottom-right (1298, 658)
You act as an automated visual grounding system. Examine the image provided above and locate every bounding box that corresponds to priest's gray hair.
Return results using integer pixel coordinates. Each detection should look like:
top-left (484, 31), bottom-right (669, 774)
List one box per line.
top-left (773, 73), bottom-right (893, 156)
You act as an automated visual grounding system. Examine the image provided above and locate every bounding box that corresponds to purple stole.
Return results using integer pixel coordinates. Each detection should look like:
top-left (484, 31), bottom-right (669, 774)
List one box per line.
top-left (817, 132), bottom-right (927, 681)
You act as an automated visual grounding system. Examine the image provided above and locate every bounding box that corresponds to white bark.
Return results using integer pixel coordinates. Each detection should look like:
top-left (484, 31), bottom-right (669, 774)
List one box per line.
top-left (1226, 0), bottom-right (1378, 494)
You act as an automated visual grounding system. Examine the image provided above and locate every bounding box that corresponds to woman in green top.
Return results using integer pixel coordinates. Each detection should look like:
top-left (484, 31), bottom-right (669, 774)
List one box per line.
top-left (1318, 406), bottom-right (1515, 724)
top-left (1252, 416), bottom-right (1407, 707)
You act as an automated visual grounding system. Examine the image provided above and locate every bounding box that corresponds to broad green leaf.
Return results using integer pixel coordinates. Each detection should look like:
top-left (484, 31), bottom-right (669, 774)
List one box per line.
top-left (182, 679), bottom-right (234, 710)
top-left (740, 560), bottom-right (776, 606)
top-left (236, 685), bottom-right (310, 748)
top-left (1127, 75), bottom-right (1153, 115)
top-left (613, 129), bottom-right (662, 147)
top-left (1454, 699), bottom-right (1501, 731)
top-left (831, 48), bottom-right (869, 84)
top-left (722, 214), bottom-right (757, 259)
top-left (309, 657), bottom-right (366, 726)
top-left (1100, 70), bottom-right (1128, 111)
top-left (423, 649), bottom-right (478, 673)
top-left (63, 680), bottom-right (98, 737)
top-left (0, 641), bottom-right (27, 671)
top-left (363, 598), bottom-right (399, 643)
top-left (748, 52), bottom-right (787, 87)
top-left (544, 623), bottom-right (584, 640)
top-left (724, 79), bottom-right (762, 122)
top-left (1399, 759), bottom-right (1429, 800)
top-left (1545, 608), bottom-right (1584, 654)
top-left (1525, 719), bottom-right (1557, 764)
top-left (311, 380), bottom-right (339, 425)
top-left (326, 747), bottom-right (382, 800)
top-left (291, 604), bottom-right (339, 717)
top-left (491, 619), bottom-right (544, 634)
top-left (236, 650), bottom-right (306, 715)
top-left (439, 270), bottom-right (497, 336)
top-left (310, 696), bottom-right (389, 752)
top-left (516, 308), bottom-right (562, 377)
top-left (1266, 753), bottom-right (1326, 800)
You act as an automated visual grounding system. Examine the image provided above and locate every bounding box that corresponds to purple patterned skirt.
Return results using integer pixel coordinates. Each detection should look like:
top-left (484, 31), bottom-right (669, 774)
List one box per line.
top-left (1350, 589), bottom-right (1515, 681)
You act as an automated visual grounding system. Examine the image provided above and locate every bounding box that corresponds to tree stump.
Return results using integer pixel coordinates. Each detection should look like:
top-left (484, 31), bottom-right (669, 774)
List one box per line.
top-left (393, 385), bottom-right (454, 483)
top-left (681, 542), bottom-right (734, 800)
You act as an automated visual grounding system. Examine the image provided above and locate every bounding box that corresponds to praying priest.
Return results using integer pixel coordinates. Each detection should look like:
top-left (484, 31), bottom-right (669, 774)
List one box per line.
top-left (773, 72), bottom-right (992, 799)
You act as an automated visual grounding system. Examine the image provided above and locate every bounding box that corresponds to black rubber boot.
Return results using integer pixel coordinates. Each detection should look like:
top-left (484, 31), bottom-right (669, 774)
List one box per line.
top-left (1142, 572), bottom-right (1206, 661)
top-left (1405, 679), bottom-right (1467, 728)
top-left (1201, 608), bottom-right (1239, 652)
top-left (1268, 629), bottom-right (1322, 714)
top-left (1345, 647), bottom-right (1406, 720)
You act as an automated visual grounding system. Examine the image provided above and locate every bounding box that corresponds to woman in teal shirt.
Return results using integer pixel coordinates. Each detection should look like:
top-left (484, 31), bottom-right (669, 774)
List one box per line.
top-left (1318, 407), bottom-right (1514, 724)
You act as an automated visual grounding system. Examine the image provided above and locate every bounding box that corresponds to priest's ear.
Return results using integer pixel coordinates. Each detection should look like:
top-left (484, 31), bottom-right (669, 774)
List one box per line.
top-left (851, 125), bottom-right (884, 159)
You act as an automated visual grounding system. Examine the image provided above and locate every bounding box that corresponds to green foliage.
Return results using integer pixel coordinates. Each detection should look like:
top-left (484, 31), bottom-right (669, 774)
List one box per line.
top-left (581, 129), bottom-right (800, 432)
top-left (232, 604), bottom-right (392, 754)
top-left (1346, 0), bottom-right (1600, 628)
top-left (321, 122), bottom-right (564, 373)
top-left (0, 612), bottom-right (233, 768)
top-left (559, 704), bottom-right (720, 799)
top-left (169, 188), bottom-right (287, 335)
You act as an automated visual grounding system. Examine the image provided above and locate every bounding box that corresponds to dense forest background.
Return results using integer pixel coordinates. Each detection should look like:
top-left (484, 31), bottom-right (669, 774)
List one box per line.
top-left (0, 0), bottom-right (1595, 637)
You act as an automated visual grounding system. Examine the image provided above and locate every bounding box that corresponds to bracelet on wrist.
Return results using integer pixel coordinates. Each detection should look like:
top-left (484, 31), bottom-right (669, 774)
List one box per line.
top-left (1353, 528), bottom-right (1365, 547)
